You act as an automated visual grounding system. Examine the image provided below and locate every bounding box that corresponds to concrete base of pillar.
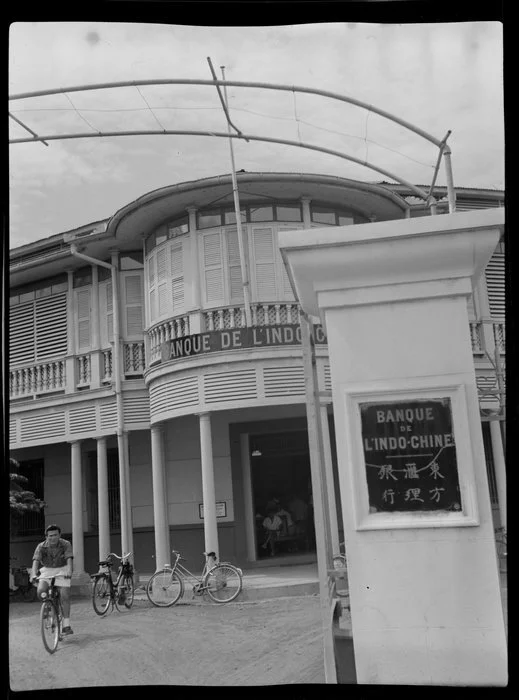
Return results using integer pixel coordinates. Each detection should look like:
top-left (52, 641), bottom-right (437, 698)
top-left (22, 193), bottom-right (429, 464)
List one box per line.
top-left (70, 571), bottom-right (92, 598)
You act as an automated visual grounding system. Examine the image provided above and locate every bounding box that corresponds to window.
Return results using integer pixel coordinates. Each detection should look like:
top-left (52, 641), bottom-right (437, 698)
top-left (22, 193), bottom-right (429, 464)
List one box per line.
top-left (338, 215), bottom-right (355, 226)
top-left (276, 205), bottom-right (302, 222)
top-left (10, 293), bottom-right (68, 366)
top-left (168, 216), bottom-right (189, 238)
top-left (224, 209), bottom-right (246, 225)
top-left (250, 206), bottom-right (274, 222)
top-left (73, 266), bottom-right (92, 288)
top-left (198, 209), bottom-right (222, 229)
top-left (120, 251), bottom-right (144, 269)
top-left (123, 273), bottom-right (144, 338)
top-left (311, 207), bottom-right (336, 225)
top-left (76, 288), bottom-right (92, 353)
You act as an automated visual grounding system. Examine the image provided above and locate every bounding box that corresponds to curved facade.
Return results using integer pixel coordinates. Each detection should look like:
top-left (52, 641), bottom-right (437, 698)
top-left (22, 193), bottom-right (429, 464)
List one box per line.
top-left (9, 172), bottom-right (506, 580)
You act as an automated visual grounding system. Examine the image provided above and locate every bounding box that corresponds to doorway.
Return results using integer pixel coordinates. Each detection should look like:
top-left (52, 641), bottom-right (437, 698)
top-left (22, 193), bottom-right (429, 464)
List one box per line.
top-left (249, 431), bottom-right (316, 560)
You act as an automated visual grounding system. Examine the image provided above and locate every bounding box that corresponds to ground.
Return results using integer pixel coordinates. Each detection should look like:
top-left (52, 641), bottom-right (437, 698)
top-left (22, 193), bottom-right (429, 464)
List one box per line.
top-left (9, 593), bottom-right (325, 690)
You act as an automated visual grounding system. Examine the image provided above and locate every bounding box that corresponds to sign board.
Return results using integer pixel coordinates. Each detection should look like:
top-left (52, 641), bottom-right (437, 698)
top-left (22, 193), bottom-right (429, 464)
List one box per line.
top-left (360, 398), bottom-right (461, 513)
top-left (198, 502), bottom-right (227, 519)
top-left (161, 323), bottom-right (327, 362)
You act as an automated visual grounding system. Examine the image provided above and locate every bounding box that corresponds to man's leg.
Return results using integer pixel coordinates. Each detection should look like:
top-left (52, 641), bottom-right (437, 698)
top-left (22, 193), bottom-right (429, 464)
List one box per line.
top-left (36, 579), bottom-right (50, 600)
top-left (59, 586), bottom-right (71, 618)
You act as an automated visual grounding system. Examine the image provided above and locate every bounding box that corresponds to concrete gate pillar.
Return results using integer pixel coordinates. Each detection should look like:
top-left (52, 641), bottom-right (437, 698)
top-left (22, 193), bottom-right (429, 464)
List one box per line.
top-left (280, 208), bottom-right (507, 686)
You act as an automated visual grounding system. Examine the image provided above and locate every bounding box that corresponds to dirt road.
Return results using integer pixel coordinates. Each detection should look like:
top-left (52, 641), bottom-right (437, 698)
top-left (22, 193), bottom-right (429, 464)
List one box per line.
top-left (9, 594), bottom-right (325, 689)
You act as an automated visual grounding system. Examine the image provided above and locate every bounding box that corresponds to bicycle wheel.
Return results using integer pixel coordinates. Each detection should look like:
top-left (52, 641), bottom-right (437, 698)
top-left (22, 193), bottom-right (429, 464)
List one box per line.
top-left (204, 564), bottom-right (243, 603)
top-left (146, 570), bottom-right (183, 607)
top-left (92, 575), bottom-right (112, 616)
top-left (40, 600), bottom-right (59, 654)
top-left (117, 575), bottom-right (135, 610)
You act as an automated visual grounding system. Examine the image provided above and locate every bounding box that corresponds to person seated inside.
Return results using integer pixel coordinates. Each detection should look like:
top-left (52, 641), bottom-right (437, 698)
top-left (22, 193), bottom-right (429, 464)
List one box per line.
top-left (261, 507), bottom-right (283, 556)
top-left (288, 493), bottom-right (309, 536)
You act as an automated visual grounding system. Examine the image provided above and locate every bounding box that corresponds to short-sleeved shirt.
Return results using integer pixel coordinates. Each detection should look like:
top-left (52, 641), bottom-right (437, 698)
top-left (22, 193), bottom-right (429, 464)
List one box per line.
top-left (263, 515), bottom-right (282, 531)
top-left (33, 538), bottom-right (73, 568)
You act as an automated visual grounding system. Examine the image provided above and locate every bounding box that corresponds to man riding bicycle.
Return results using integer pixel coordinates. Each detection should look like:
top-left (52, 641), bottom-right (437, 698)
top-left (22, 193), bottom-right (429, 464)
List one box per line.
top-left (30, 524), bottom-right (74, 635)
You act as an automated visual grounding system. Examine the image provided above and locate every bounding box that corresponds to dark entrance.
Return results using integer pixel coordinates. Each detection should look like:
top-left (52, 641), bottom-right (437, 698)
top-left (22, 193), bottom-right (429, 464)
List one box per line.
top-left (250, 431), bottom-right (316, 559)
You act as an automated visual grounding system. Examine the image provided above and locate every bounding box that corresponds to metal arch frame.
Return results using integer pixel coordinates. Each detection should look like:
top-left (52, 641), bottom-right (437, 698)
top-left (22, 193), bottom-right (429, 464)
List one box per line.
top-left (8, 77), bottom-right (456, 211)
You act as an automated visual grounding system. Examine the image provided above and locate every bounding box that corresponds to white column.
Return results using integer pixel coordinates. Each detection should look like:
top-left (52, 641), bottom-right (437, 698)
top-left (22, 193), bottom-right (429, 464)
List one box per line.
top-left (70, 440), bottom-right (85, 574)
top-left (65, 270), bottom-right (76, 394)
top-left (490, 419), bottom-right (507, 528)
top-left (301, 196), bottom-right (312, 228)
top-left (97, 437), bottom-right (111, 560)
top-left (320, 404), bottom-right (340, 556)
top-left (151, 424), bottom-right (171, 570)
top-left (90, 264), bottom-right (101, 387)
top-left (122, 431), bottom-right (135, 560)
top-left (199, 413), bottom-right (219, 557)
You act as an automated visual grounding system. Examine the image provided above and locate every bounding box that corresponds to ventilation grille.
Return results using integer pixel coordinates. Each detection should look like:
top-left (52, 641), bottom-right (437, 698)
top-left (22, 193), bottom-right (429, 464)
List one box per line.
top-left (124, 395), bottom-right (151, 424)
top-left (485, 251), bottom-right (505, 319)
top-left (69, 405), bottom-right (97, 434)
top-left (455, 199), bottom-right (502, 211)
top-left (324, 365), bottom-right (331, 392)
top-left (150, 376), bottom-right (199, 414)
top-left (20, 412), bottom-right (65, 441)
top-left (263, 366), bottom-right (305, 397)
top-left (100, 401), bottom-right (118, 431)
top-left (10, 419), bottom-right (17, 444)
top-left (204, 369), bottom-right (257, 403)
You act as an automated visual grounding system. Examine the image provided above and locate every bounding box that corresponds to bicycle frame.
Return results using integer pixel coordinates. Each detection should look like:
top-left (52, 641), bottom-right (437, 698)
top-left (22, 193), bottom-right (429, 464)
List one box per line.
top-left (167, 552), bottom-right (217, 594)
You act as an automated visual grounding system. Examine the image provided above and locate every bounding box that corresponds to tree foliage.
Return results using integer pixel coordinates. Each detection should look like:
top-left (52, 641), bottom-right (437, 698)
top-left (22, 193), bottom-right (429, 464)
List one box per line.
top-left (9, 457), bottom-right (46, 515)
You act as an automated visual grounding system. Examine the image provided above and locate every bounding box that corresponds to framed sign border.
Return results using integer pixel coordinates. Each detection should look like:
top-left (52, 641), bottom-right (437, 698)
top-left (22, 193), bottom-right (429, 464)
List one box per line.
top-left (198, 501), bottom-right (227, 519)
top-left (343, 377), bottom-right (480, 531)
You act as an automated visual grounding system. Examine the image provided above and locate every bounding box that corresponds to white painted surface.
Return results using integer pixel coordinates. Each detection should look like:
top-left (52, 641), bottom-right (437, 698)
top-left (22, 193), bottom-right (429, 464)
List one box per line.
top-left (280, 210), bottom-right (507, 685)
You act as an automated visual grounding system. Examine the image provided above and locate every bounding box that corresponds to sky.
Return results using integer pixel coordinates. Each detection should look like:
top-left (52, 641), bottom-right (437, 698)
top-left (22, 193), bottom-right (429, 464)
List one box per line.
top-left (8, 21), bottom-right (504, 248)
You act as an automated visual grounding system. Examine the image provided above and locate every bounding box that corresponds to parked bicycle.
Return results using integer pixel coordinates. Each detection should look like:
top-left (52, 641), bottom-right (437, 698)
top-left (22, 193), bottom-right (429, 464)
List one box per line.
top-left (9, 557), bottom-right (37, 602)
top-left (495, 527), bottom-right (507, 573)
top-left (333, 541), bottom-right (347, 570)
top-left (146, 550), bottom-right (243, 607)
top-left (38, 576), bottom-right (65, 654)
top-left (91, 552), bottom-right (134, 616)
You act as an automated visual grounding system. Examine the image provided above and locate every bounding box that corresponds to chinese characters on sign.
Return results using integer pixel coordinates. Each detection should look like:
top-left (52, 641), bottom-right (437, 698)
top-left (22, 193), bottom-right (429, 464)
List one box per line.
top-left (360, 399), bottom-right (462, 513)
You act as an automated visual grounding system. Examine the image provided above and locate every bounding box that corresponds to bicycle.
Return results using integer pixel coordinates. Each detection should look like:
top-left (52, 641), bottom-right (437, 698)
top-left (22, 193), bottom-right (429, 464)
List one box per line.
top-left (38, 576), bottom-right (65, 654)
top-left (146, 550), bottom-right (243, 607)
top-left (91, 552), bottom-right (134, 616)
top-left (332, 541), bottom-right (347, 570)
top-left (495, 527), bottom-right (507, 574)
top-left (9, 558), bottom-right (38, 603)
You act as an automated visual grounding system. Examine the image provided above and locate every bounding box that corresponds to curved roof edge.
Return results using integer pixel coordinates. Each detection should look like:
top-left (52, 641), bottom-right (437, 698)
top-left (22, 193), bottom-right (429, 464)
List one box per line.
top-left (106, 171), bottom-right (410, 239)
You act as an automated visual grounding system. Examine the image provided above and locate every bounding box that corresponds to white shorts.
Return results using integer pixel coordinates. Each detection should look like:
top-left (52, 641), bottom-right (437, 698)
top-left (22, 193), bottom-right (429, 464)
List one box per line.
top-left (39, 566), bottom-right (71, 588)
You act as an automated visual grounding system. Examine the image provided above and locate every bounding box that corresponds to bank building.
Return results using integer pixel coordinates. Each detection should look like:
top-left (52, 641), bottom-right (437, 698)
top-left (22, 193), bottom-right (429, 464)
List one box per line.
top-left (8, 171), bottom-right (506, 584)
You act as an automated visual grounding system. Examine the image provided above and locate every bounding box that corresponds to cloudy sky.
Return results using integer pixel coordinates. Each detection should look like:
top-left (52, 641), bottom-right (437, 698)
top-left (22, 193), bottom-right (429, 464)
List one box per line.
top-left (9, 21), bottom-right (504, 248)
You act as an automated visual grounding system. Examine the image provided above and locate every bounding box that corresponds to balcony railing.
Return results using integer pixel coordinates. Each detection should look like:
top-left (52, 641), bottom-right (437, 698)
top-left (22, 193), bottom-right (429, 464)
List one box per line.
top-left (203, 303), bottom-right (301, 331)
top-left (10, 360), bottom-right (66, 398)
top-left (148, 315), bottom-right (191, 364)
top-left (469, 322), bottom-right (484, 354)
top-left (493, 322), bottom-right (505, 353)
top-left (76, 354), bottom-right (91, 387)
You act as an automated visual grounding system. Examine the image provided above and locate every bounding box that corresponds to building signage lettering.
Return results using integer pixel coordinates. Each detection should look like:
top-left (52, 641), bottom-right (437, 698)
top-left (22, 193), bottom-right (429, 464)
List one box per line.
top-left (161, 324), bottom-right (327, 362)
top-left (360, 398), bottom-right (462, 513)
top-left (199, 502), bottom-right (227, 519)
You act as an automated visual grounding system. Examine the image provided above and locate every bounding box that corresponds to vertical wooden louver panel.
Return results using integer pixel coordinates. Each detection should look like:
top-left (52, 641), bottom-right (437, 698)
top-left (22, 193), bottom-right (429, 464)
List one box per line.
top-left (203, 232), bottom-right (225, 305)
top-left (124, 273), bottom-right (143, 338)
top-left (485, 247), bottom-right (505, 319)
top-left (226, 228), bottom-right (244, 302)
top-left (170, 241), bottom-right (184, 313)
top-left (76, 288), bottom-right (92, 352)
top-left (9, 302), bottom-right (35, 366)
top-left (35, 294), bottom-right (68, 360)
top-left (252, 227), bottom-right (277, 301)
top-left (277, 226), bottom-right (301, 300)
top-left (156, 247), bottom-right (170, 317)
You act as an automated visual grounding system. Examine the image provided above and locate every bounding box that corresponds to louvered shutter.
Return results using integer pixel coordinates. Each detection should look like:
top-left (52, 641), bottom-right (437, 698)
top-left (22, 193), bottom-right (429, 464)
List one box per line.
top-left (251, 227), bottom-right (277, 301)
top-left (485, 248), bottom-right (505, 318)
top-left (76, 288), bottom-right (92, 352)
top-left (35, 294), bottom-right (68, 360)
top-left (10, 302), bottom-right (35, 366)
top-left (148, 256), bottom-right (157, 322)
top-left (99, 282), bottom-right (114, 347)
top-left (203, 232), bottom-right (225, 305)
top-left (124, 273), bottom-right (144, 338)
top-left (156, 247), bottom-right (171, 317)
top-left (277, 226), bottom-right (301, 300)
top-left (170, 241), bottom-right (185, 313)
top-left (226, 228), bottom-right (245, 302)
